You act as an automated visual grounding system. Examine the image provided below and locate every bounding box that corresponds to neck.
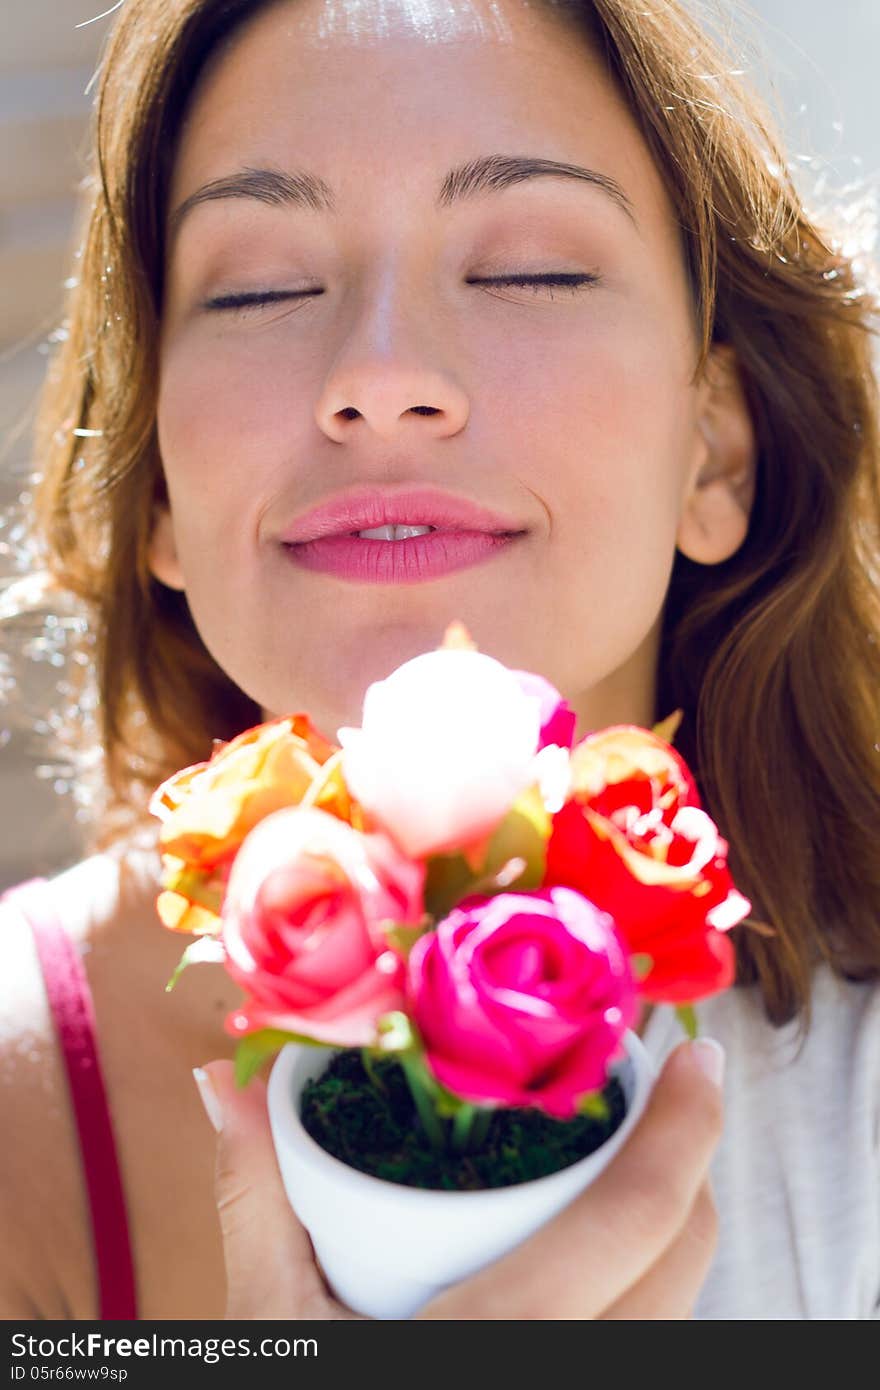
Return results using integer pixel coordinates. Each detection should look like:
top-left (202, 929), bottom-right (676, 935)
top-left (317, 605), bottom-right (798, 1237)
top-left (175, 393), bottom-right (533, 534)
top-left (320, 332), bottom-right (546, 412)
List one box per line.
top-left (568, 615), bottom-right (662, 737)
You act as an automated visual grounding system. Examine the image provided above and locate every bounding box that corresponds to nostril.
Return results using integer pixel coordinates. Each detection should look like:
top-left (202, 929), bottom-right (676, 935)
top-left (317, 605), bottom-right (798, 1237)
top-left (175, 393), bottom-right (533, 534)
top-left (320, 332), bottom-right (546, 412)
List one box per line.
top-left (409, 406), bottom-right (440, 416)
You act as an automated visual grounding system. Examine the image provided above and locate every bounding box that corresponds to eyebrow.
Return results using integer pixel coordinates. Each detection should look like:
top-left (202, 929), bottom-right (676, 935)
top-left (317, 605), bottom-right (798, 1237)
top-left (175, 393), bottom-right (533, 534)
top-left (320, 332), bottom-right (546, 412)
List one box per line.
top-left (168, 153), bottom-right (638, 236)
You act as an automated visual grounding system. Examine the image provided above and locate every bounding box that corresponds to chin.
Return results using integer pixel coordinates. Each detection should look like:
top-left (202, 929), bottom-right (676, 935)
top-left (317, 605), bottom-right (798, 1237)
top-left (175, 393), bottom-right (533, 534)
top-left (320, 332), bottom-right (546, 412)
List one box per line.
top-left (257, 670), bottom-right (376, 743)
top-left (251, 611), bottom-right (524, 740)
top-left (310, 621), bottom-right (459, 726)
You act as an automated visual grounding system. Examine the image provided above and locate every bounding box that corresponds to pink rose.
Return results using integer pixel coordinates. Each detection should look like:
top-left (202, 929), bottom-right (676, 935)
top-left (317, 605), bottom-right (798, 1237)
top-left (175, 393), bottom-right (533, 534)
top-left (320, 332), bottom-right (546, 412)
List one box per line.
top-left (407, 887), bottom-right (637, 1118)
top-left (511, 670), bottom-right (577, 750)
top-left (222, 806), bottom-right (425, 1045)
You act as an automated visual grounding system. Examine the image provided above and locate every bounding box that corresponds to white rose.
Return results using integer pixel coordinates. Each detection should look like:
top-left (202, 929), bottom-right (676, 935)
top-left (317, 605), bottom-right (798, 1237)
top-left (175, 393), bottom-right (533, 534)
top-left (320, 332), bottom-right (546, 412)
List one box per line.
top-left (337, 649), bottom-right (542, 859)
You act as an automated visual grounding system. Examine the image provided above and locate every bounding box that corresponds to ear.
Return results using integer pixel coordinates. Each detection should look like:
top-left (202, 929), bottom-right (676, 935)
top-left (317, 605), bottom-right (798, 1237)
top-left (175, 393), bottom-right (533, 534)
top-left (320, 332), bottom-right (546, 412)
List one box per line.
top-left (676, 344), bottom-right (757, 565)
top-left (147, 502), bottom-right (186, 591)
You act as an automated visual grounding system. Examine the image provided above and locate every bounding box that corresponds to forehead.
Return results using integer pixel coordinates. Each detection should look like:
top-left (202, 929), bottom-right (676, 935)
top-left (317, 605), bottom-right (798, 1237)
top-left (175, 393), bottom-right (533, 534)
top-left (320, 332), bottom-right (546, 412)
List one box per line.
top-left (281, 0), bottom-right (536, 45)
top-left (170, 0), bottom-right (680, 249)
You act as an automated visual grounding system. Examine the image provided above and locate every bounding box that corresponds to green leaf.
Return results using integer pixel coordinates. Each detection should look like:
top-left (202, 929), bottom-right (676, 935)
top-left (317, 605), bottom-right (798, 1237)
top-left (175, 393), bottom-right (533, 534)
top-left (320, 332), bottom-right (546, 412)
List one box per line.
top-left (233, 1028), bottom-right (326, 1088)
top-left (431, 1081), bottom-right (472, 1119)
top-left (480, 794), bottom-right (548, 894)
top-left (422, 794), bottom-right (549, 922)
top-left (398, 1049), bottom-right (448, 1150)
top-left (410, 1048), bottom-right (468, 1117)
top-left (373, 1016), bottom-right (470, 1118)
top-left (381, 916), bottom-right (434, 959)
top-left (651, 708), bottom-right (684, 746)
top-left (360, 1047), bottom-right (388, 1096)
top-left (165, 936), bottom-right (226, 992)
top-left (675, 1003), bottom-right (699, 1041)
top-left (375, 1010), bottom-right (417, 1054)
top-left (576, 1090), bottom-right (611, 1122)
top-left (162, 866), bottom-right (224, 916)
top-left (423, 852), bottom-right (482, 922)
top-left (631, 953), bottom-right (654, 982)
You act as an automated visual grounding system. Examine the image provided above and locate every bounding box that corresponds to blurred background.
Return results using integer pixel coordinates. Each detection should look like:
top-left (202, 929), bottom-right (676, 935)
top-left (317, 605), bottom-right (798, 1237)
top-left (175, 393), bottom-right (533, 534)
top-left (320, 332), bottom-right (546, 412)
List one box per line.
top-left (1, 0), bottom-right (879, 889)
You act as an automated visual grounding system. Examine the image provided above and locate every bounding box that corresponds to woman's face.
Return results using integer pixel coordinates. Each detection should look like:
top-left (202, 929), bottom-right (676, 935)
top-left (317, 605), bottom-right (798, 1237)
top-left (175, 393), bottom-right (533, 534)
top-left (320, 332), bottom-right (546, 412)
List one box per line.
top-left (156, 0), bottom-right (715, 740)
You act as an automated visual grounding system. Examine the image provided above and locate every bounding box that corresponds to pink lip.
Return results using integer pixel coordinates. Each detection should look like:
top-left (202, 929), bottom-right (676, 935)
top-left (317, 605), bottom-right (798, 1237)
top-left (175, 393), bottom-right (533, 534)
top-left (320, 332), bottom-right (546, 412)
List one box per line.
top-left (279, 485), bottom-right (528, 585)
top-left (283, 529), bottom-right (525, 584)
top-left (280, 486), bottom-right (526, 543)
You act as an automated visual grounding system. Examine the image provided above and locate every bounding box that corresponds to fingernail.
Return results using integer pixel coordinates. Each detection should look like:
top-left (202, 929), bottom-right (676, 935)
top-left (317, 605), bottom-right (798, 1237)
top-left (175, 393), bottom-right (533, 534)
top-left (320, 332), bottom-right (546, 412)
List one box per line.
top-left (689, 1038), bottom-right (726, 1087)
top-left (193, 1066), bottom-right (224, 1133)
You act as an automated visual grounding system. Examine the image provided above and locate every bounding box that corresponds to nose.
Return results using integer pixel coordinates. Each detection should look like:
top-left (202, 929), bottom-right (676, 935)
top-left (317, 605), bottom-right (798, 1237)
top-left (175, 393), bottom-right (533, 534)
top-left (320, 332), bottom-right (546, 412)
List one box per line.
top-left (314, 279), bottom-right (470, 443)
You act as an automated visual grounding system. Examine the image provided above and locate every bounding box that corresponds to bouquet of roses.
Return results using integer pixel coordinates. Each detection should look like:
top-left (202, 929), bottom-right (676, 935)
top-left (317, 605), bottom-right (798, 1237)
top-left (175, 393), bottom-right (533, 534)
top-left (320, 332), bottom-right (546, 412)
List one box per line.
top-left (150, 622), bottom-right (751, 1171)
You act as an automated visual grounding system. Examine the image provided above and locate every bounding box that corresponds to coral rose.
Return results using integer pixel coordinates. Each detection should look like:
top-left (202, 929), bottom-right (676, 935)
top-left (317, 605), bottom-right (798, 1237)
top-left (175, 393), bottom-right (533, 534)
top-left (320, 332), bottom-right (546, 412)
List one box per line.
top-left (222, 806), bottom-right (425, 1046)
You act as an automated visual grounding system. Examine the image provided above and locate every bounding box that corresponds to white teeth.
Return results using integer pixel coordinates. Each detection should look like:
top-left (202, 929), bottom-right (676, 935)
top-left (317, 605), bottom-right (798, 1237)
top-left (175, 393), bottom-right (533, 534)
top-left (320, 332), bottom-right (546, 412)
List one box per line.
top-left (355, 524), bottom-right (436, 540)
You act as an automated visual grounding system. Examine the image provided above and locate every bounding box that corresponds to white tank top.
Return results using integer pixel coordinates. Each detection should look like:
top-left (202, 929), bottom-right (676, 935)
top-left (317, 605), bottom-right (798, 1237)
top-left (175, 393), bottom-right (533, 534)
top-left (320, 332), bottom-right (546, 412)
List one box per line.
top-left (641, 963), bottom-right (880, 1319)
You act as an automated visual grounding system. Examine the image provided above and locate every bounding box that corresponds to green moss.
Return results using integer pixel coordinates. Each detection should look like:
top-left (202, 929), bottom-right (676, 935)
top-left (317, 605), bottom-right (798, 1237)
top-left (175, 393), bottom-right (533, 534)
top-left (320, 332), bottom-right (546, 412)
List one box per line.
top-left (300, 1049), bottom-right (627, 1191)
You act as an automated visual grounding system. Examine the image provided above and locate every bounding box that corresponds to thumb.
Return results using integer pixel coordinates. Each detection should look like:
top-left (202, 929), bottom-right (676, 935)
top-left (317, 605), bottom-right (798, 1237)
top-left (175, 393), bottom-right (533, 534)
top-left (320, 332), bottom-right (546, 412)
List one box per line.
top-left (418, 1036), bottom-right (724, 1320)
top-left (194, 1059), bottom-right (340, 1319)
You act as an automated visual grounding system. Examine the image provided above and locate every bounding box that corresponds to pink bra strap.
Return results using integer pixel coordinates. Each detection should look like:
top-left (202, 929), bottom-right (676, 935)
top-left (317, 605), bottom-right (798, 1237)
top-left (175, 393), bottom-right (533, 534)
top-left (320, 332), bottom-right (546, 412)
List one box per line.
top-left (3, 879), bottom-right (138, 1320)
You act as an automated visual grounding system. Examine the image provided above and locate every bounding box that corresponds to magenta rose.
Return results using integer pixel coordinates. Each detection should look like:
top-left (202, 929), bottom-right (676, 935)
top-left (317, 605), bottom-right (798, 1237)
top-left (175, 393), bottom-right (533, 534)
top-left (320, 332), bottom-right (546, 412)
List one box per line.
top-left (407, 887), bottom-right (637, 1118)
top-left (221, 806), bottom-right (425, 1045)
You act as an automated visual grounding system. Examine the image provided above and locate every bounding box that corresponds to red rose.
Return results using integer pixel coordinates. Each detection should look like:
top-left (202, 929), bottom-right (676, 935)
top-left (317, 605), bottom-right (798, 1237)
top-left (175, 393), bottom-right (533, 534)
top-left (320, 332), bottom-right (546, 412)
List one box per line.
top-left (544, 727), bottom-right (750, 1003)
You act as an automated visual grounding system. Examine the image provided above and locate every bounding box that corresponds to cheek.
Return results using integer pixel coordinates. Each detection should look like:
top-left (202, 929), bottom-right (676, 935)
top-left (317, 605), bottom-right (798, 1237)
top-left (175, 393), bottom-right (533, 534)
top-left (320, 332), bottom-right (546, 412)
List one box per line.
top-left (510, 303), bottom-right (696, 683)
top-left (512, 301), bottom-right (695, 549)
top-left (156, 330), bottom-right (304, 506)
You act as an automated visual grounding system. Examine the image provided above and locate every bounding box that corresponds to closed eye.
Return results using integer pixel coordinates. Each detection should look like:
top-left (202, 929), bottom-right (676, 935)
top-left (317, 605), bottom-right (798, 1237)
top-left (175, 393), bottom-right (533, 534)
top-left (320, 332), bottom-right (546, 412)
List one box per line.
top-left (203, 272), bottom-right (601, 313)
top-left (470, 272), bottom-right (601, 297)
top-left (203, 289), bottom-right (311, 311)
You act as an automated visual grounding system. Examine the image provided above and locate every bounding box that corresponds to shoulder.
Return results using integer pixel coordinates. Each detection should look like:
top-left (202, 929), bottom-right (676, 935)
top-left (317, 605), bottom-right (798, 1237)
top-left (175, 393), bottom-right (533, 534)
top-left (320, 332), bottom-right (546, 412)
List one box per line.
top-left (647, 963), bottom-right (880, 1077)
top-left (0, 849), bottom-right (156, 1318)
top-left (726, 964), bottom-right (880, 1095)
top-left (644, 964), bottom-right (880, 1164)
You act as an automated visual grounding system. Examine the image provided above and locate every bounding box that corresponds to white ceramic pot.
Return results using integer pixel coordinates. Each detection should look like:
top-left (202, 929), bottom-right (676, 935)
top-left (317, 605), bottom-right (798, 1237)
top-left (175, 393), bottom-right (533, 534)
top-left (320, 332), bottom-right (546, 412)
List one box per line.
top-left (267, 1032), bottom-right (656, 1320)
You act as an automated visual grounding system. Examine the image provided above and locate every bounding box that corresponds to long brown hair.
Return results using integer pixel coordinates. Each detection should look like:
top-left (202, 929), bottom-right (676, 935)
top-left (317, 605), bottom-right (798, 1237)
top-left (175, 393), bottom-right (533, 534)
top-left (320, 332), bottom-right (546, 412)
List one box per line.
top-left (30, 0), bottom-right (880, 1028)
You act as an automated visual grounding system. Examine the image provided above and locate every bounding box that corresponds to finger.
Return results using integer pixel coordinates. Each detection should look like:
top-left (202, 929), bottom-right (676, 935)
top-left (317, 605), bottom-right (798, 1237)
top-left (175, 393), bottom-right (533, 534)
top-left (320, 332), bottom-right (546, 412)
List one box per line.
top-left (195, 1060), bottom-right (360, 1320)
top-left (418, 1038), bottom-right (724, 1320)
top-left (599, 1178), bottom-right (719, 1319)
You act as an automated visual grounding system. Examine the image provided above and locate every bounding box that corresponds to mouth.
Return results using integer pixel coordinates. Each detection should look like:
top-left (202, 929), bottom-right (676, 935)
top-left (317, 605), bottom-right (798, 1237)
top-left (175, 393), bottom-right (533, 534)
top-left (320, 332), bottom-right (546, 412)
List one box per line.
top-left (280, 485), bottom-right (528, 546)
top-left (278, 484), bottom-right (528, 584)
top-left (342, 523), bottom-right (525, 541)
top-left (281, 525), bottom-right (527, 585)
top-left (350, 523), bottom-right (437, 540)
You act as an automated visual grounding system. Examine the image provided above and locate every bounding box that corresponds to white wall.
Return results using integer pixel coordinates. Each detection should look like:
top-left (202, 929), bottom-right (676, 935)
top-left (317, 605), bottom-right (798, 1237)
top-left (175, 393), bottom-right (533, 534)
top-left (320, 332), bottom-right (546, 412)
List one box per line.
top-left (739, 0), bottom-right (880, 178)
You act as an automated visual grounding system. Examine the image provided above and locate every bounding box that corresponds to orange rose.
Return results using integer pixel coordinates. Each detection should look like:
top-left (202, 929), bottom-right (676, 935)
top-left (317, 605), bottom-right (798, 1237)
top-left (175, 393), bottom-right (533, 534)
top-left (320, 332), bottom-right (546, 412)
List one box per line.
top-left (150, 714), bottom-right (358, 932)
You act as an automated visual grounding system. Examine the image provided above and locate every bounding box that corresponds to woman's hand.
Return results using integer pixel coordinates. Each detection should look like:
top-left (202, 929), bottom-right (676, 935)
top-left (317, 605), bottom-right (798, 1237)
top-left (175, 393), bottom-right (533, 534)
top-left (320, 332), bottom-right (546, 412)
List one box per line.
top-left (194, 1060), bottom-right (364, 1320)
top-left (195, 1036), bottom-right (724, 1320)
